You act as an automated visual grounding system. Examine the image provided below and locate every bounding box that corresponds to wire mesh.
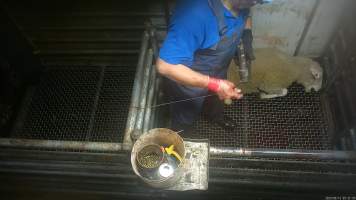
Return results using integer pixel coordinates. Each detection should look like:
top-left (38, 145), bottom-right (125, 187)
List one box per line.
top-left (193, 84), bottom-right (331, 150)
top-left (11, 66), bottom-right (135, 143)
top-left (90, 67), bottom-right (135, 142)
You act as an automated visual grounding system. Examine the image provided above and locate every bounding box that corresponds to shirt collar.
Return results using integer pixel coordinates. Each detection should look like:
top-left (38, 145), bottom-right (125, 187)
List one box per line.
top-left (223, 5), bottom-right (239, 19)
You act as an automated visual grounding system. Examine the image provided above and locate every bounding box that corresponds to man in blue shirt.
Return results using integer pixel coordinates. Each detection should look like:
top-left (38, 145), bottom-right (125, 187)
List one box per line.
top-left (157, 0), bottom-right (260, 134)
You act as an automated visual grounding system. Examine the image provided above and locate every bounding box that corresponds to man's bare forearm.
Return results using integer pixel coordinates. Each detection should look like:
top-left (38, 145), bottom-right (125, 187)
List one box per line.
top-left (156, 58), bottom-right (209, 88)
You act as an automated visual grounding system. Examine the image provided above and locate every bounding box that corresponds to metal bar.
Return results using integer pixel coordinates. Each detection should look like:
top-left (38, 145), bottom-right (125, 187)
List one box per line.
top-left (26, 26), bottom-right (149, 31)
top-left (32, 38), bottom-right (141, 43)
top-left (86, 66), bottom-right (105, 141)
top-left (294, 0), bottom-right (320, 56)
top-left (210, 147), bottom-right (356, 161)
top-left (209, 167), bottom-right (356, 184)
top-left (209, 157), bottom-right (356, 174)
top-left (350, 129), bottom-right (356, 150)
top-left (11, 12), bottom-right (164, 17)
top-left (134, 49), bottom-right (154, 135)
top-left (39, 49), bottom-right (139, 55)
top-left (0, 138), bottom-right (126, 152)
top-left (148, 26), bottom-right (160, 59)
top-left (209, 177), bottom-right (356, 192)
top-left (150, 77), bottom-right (161, 129)
top-left (123, 31), bottom-right (149, 148)
top-left (142, 64), bottom-right (157, 133)
top-left (340, 136), bottom-right (347, 150)
top-left (334, 82), bottom-right (350, 130)
top-left (4, 139), bottom-right (355, 161)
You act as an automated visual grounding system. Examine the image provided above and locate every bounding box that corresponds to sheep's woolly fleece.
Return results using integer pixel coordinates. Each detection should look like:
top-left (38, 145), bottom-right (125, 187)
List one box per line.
top-left (228, 48), bottom-right (320, 95)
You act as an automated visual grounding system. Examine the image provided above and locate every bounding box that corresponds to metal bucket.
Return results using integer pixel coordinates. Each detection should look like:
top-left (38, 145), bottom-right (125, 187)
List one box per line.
top-left (131, 128), bottom-right (185, 188)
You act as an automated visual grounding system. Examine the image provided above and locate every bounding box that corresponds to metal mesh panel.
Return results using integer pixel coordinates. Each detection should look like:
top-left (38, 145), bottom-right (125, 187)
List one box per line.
top-left (90, 67), bottom-right (135, 142)
top-left (194, 84), bottom-right (331, 150)
top-left (12, 66), bottom-right (134, 142)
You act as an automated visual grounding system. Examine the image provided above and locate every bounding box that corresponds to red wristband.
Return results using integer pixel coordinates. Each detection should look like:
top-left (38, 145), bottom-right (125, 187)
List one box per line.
top-left (207, 77), bottom-right (221, 92)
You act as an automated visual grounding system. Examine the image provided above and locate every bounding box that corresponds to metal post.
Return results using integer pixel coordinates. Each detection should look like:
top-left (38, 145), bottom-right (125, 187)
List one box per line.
top-left (134, 49), bottom-right (154, 135)
top-left (142, 65), bottom-right (157, 133)
top-left (123, 31), bottom-right (150, 148)
top-left (350, 128), bottom-right (356, 150)
top-left (210, 147), bottom-right (356, 161)
top-left (145, 20), bottom-right (160, 59)
top-left (150, 77), bottom-right (162, 129)
top-left (149, 27), bottom-right (159, 60)
top-left (340, 137), bottom-right (347, 150)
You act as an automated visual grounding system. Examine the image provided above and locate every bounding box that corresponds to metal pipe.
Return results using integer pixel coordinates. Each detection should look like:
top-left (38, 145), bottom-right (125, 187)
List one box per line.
top-left (134, 49), bottom-right (154, 135)
top-left (2, 138), bottom-right (356, 161)
top-left (237, 43), bottom-right (250, 83)
top-left (150, 77), bottom-right (162, 129)
top-left (350, 128), bottom-right (356, 150)
top-left (142, 64), bottom-right (157, 133)
top-left (340, 137), bottom-right (347, 150)
top-left (210, 147), bottom-right (356, 161)
top-left (149, 27), bottom-right (159, 60)
top-left (0, 138), bottom-right (127, 152)
top-left (123, 31), bottom-right (149, 148)
top-left (145, 20), bottom-right (160, 59)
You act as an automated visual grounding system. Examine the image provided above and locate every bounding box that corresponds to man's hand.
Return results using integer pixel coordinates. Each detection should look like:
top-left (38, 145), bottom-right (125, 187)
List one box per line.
top-left (207, 77), bottom-right (243, 100)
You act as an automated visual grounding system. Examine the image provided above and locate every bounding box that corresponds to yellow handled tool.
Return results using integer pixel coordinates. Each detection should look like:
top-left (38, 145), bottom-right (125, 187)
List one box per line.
top-left (164, 145), bottom-right (183, 163)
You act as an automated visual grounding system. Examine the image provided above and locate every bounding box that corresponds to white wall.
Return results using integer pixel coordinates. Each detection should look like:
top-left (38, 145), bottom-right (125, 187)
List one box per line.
top-left (252, 0), bottom-right (348, 57)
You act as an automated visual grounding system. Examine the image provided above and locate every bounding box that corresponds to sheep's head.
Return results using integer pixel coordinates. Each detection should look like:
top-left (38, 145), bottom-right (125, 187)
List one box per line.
top-left (297, 59), bottom-right (323, 92)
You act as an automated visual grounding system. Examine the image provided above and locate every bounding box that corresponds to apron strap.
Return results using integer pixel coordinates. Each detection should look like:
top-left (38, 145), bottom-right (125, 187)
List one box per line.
top-left (208, 0), bottom-right (228, 36)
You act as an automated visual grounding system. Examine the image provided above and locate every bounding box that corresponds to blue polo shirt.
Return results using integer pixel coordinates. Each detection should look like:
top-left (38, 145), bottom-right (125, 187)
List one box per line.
top-left (159, 0), bottom-right (248, 67)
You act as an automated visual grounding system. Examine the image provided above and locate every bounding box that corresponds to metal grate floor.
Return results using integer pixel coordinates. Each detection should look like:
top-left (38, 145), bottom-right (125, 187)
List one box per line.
top-left (11, 66), bottom-right (135, 142)
top-left (193, 84), bottom-right (331, 150)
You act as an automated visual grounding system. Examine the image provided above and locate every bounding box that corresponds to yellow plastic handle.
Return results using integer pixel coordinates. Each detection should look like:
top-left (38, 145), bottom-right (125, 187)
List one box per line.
top-left (165, 145), bottom-right (183, 163)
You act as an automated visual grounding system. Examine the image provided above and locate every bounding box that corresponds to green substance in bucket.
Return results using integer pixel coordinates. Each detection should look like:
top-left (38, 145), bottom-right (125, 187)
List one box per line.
top-left (139, 152), bottom-right (161, 168)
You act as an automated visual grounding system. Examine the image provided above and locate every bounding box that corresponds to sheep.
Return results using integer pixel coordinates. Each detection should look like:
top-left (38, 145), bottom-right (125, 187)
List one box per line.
top-left (227, 48), bottom-right (323, 99)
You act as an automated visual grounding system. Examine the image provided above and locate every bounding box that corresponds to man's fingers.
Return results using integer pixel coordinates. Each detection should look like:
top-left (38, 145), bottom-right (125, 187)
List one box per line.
top-left (232, 89), bottom-right (243, 99)
top-left (217, 80), bottom-right (243, 100)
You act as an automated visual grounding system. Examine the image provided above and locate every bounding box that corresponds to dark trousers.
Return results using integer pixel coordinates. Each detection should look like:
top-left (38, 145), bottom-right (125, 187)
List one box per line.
top-left (163, 77), bottom-right (224, 132)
